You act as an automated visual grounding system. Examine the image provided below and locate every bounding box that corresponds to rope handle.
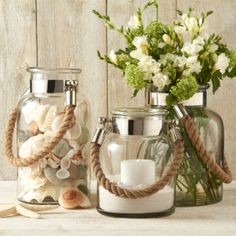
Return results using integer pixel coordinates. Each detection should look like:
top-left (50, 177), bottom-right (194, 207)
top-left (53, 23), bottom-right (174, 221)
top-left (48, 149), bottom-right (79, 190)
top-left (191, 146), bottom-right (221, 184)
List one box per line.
top-left (182, 115), bottom-right (232, 183)
top-left (91, 139), bottom-right (184, 199)
top-left (4, 105), bottom-right (75, 167)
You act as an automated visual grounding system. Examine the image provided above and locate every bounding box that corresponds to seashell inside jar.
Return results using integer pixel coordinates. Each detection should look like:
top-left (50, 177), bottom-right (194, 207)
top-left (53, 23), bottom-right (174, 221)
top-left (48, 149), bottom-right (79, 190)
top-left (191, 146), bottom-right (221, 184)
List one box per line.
top-left (17, 67), bottom-right (90, 205)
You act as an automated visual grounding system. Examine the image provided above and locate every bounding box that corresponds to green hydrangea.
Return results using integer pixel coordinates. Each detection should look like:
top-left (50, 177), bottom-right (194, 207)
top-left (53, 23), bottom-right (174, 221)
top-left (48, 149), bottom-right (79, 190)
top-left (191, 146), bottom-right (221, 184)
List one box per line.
top-left (170, 75), bottom-right (198, 101)
top-left (124, 64), bottom-right (146, 91)
top-left (145, 21), bottom-right (167, 39)
top-left (117, 54), bottom-right (135, 69)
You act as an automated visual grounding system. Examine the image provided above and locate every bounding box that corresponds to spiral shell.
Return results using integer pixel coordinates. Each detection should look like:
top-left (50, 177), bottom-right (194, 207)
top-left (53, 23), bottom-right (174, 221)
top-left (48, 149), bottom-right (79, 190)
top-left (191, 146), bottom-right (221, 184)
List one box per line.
top-left (58, 188), bottom-right (91, 209)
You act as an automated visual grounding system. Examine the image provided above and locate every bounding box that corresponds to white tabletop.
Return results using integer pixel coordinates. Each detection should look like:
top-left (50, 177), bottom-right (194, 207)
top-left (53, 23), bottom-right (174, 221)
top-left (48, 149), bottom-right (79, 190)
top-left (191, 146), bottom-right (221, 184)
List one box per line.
top-left (0, 181), bottom-right (236, 236)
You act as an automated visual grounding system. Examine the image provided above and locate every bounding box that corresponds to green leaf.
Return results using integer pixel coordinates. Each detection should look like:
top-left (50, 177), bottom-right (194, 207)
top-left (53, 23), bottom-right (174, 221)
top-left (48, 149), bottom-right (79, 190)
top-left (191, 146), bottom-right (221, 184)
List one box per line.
top-left (211, 70), bottom-right (222, 93)
top-left (166, 94), bottom-right (177, 109)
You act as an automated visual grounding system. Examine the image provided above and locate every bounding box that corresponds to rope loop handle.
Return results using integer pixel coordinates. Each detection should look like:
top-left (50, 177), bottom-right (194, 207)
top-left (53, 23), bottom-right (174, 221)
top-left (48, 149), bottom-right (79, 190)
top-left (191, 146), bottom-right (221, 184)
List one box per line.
top-left (5, 105), bottom-right (75, 167)
top-left (182, 115), bottom-right (232, 183)
top-left (91, 139), bottom-right (184, 199)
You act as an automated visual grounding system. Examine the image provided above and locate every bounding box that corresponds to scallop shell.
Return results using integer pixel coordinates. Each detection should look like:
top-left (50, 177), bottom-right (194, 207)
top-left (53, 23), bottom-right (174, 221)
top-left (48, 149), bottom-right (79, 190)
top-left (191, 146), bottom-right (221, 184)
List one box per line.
top-left (52, 139), bottom-right (71, 158)
top-left (58, 188), bottom-right (91, 209)
top-left (43, 167), bottom-right (61, 185)
top-left (60, 156), bottom-right (71, 170)
top-left (56, 169), bottom-right (70, 179)
top-left (19, 134), bottom-right (51, 158)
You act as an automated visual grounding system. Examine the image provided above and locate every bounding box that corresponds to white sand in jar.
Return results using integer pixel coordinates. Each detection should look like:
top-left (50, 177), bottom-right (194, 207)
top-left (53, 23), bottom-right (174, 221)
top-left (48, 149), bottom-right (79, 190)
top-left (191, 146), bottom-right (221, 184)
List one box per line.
top-left (99, 185), bottom-right (174, 214)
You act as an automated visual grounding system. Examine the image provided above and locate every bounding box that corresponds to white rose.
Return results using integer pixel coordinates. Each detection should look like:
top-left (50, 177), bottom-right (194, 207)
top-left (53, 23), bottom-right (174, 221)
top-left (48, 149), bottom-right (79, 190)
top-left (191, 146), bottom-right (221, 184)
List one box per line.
top-left (215, 53), bottom-right (230, 74)
top-left (127, 15), bottom-right (141, 29)
top-left (132, 36), bottom-right (149, 54)
top-left (182, 42), bottom-right (203, 56)
top-left (152, 73), bottom-right (171, 91)
top-left (109, 50), bottom-right (118, 65)
top-left (138, 56), bottom-right (161, 74)
top-left (162, 34), bottom-right (173, 46)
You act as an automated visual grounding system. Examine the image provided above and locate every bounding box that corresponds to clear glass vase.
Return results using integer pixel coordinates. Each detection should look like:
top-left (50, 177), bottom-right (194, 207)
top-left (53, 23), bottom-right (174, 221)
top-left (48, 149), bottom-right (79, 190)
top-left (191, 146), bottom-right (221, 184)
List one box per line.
top-left (145, 86), bottom-right (223, 206)
top-left (17, 67), bottom-right (90, 204)
top-left (97, 107), bottom-right (175, 217)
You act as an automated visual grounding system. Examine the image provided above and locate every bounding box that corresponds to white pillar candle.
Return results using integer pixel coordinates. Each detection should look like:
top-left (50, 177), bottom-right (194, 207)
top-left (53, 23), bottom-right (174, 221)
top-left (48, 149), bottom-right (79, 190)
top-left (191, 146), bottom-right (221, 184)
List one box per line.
top-left (120, 160), bottom-right (155, 186)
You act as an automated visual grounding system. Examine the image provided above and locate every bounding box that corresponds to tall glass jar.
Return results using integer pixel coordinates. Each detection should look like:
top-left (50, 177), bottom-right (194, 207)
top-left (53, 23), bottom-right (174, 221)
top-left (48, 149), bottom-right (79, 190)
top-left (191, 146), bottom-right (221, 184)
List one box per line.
top-left (17, 67), bottom-right (90, 204)
top-left (146, 85), bottom-right (224, 206)
top-left (96, 107), bottom-right (176, 217)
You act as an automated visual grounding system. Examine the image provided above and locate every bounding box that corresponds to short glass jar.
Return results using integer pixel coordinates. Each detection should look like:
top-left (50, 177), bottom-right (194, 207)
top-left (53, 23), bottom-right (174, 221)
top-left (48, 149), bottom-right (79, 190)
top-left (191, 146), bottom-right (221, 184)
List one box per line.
top-left (17, 67), bottom-right (90, 204)
top-left (146, 85), bottom-right (224, 206)
top-left (96, 107), bottom-right (175, 217)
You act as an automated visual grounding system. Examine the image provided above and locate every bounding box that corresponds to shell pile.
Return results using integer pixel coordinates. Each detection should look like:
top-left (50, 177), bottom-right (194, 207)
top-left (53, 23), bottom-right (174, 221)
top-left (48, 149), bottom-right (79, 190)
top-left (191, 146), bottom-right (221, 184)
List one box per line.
top-left (18, 101), bottom-right (90, 204)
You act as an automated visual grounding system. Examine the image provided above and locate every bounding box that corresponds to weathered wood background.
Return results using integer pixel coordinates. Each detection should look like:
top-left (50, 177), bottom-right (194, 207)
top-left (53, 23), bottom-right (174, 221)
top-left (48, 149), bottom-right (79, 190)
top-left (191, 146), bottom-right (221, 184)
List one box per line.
top-left (0, 0), bottom-right (236, 180)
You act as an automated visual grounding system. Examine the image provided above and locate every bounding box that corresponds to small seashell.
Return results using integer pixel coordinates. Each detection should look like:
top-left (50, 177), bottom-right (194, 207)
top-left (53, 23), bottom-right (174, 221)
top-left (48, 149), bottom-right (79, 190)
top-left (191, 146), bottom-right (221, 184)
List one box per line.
top-left (52, 139), bottom-right (71, 158)
top-left (58, 188), bottom-right (90, 209)
top-left (39, 158), bottom-right (48, 169)
top-left (60, 156), bottom-right (71, 170)
top-left (50, 154), bottom-right (61, 164)
top-left (43, 167), bottom-right (61, 185)
top-left (56, 169), bottom-right (70, 179)
top-left (65, 149), bottom-right (75, 159)
top-left (47, 158), bottom-right (60, 169)
top-left (29, 121), bottom-right (40, 136)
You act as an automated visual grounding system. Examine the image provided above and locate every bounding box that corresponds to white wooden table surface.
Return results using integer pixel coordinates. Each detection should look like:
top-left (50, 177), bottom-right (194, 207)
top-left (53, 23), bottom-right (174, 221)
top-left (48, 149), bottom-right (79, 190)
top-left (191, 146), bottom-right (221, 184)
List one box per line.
top-left (0, 181), bottom-right (235, 236)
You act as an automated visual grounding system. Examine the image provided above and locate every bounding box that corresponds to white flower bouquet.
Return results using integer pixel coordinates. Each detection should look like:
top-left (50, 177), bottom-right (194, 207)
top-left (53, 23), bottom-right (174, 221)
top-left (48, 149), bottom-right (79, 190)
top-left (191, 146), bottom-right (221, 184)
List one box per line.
top-left (93, 1), bottom-right (236, 106)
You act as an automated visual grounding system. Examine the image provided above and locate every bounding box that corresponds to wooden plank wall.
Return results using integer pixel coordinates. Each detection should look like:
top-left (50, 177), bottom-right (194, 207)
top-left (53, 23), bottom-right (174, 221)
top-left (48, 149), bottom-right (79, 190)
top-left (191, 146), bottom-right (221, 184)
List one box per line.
top-left (0, 0), bottom-right (236, 180)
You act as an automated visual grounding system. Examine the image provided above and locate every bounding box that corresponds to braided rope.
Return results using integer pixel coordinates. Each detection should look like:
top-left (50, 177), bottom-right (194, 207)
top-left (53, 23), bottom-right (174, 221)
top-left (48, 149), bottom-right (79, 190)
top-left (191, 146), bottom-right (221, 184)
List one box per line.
top-left (182, 115), bottom-right (232, 183)
top-left (5, 106), bottom-right (75, 167)
top-left (91, 140), bottom-right (184, 199)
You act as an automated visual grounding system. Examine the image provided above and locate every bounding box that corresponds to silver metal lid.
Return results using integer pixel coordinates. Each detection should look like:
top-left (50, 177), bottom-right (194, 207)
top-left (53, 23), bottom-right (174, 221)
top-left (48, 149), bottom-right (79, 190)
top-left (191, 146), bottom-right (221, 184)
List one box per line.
top-left (145, 85), bottom-right (208, 108)
top-left (27, 67), bottom-right (81, 94)
top-left (111, 107), bottom-right (167, 136)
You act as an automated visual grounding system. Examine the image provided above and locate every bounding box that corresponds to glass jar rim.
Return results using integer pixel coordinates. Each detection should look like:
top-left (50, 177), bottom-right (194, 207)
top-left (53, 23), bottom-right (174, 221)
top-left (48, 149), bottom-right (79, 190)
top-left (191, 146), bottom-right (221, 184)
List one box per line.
top-left (27, 67), bottom-right (82, 74)
top-left (112, 107), bottom-right (167, 117)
